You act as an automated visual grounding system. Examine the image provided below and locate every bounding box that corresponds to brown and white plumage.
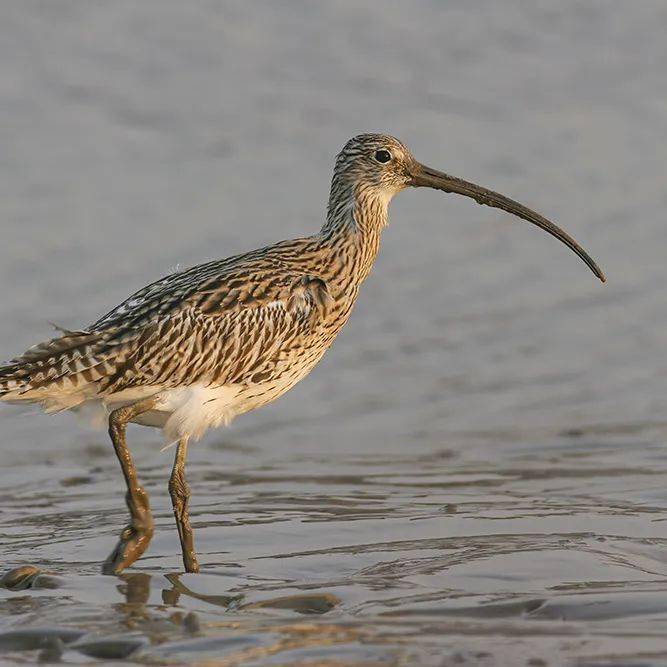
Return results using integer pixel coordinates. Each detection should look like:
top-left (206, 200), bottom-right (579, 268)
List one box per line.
top-left (0, 236), bottom-right (360, 442)
top-left (0, 133), bottom-right (604, 573)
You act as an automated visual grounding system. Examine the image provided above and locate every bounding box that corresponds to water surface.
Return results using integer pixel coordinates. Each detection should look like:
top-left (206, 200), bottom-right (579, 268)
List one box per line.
top-left (1, 2), bottom-right (667, 664)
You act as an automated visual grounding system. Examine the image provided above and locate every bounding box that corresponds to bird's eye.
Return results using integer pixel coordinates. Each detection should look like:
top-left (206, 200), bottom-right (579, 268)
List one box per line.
top-left (374, 149), bottom-right (392, 163)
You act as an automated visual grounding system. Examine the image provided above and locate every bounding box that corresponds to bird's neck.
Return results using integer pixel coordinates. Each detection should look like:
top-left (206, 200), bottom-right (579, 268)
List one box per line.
top-left (318, 181), bottom-right (389, 286)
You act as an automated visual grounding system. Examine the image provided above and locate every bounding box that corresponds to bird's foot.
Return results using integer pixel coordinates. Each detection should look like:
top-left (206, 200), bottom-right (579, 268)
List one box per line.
top-left (102, 523), bottom-right (154, 575)
top-left (102, 488), bottom-right (154, 575)
top-left (182, 549), bottom-right (200, 574)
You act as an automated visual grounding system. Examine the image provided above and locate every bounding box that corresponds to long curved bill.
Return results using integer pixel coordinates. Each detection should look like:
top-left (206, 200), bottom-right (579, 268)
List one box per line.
top-left (410, 163), bottom-right (605, 283)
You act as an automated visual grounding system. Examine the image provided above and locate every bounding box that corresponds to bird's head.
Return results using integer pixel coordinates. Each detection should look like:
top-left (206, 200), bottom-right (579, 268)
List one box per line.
top-left (332, 133), bottom-right (605, 282)
top-left (334, 134), bottom-right (417, 197)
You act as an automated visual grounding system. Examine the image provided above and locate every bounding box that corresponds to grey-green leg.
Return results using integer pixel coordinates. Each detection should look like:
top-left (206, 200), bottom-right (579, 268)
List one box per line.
top-left (102, 398), bottom-right (156, 575)
top-left (169, 437), bottom-right (200, 573)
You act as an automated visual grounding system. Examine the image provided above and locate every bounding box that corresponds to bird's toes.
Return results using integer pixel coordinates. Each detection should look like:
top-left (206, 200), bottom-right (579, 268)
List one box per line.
top-left (102, 523), bottom-right (154, 575)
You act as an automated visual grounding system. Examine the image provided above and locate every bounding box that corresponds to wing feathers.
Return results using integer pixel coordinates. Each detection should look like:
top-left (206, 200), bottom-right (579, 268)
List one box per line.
top-left (0, 244), bottom-right (333, 405)
top-left (102, 272), bottom-right (332, 392)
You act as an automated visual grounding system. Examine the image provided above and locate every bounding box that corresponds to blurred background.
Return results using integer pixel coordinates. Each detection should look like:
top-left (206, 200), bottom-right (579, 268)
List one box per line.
top-left (0, 2), bottom-right (666, 665)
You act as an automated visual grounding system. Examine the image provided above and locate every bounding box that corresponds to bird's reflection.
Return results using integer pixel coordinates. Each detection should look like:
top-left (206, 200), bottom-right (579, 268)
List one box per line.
top-left (110, 570), bottom-right (241, 638)
top-left (117, 572), bottom-right (151, 605)
top-left (114, 573), bottom-right (152, 628)
top-left (113, 571), bottom-right (243, 610)
top-left (162, 572), bottom-right (243, 608)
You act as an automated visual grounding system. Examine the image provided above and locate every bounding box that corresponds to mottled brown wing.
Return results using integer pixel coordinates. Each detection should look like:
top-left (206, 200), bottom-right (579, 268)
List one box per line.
top-left (99, 270), bottom-right (332, 393)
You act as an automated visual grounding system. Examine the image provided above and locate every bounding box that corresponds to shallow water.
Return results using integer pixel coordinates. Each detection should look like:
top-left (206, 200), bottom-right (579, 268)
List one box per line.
top-left (1, 1), bottom-right (667, 664)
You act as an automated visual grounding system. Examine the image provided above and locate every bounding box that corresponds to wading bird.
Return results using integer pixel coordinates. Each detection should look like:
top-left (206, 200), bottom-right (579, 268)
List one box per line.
top-left (0, 134), bottom-right (605, 574)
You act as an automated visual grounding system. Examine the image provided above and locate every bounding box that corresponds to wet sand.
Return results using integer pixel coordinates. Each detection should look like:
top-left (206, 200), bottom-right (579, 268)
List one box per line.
top-left (1, 1), bottom-right (667, 664)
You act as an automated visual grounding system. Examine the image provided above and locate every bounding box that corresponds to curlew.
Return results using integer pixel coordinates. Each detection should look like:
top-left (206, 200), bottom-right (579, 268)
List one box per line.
top-left (0, 134), bottom-right (605, 574)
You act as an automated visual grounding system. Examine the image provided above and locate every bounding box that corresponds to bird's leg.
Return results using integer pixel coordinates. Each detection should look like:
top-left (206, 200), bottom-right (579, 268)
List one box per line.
top-left (169, 437), bottom-right (200, 573)
top-left (102, 398), bottom-right (156, 575)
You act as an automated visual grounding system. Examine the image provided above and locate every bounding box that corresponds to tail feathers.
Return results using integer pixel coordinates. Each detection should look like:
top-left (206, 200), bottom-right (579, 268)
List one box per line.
top-left (0, 328), bottom-right (113, 403)
top-left (5, 326), bottom-right (99, 365)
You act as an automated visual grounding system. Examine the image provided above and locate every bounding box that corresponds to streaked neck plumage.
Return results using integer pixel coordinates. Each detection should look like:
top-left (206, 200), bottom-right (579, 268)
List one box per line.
top-left (318, 176), bottom-right (390, 287)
